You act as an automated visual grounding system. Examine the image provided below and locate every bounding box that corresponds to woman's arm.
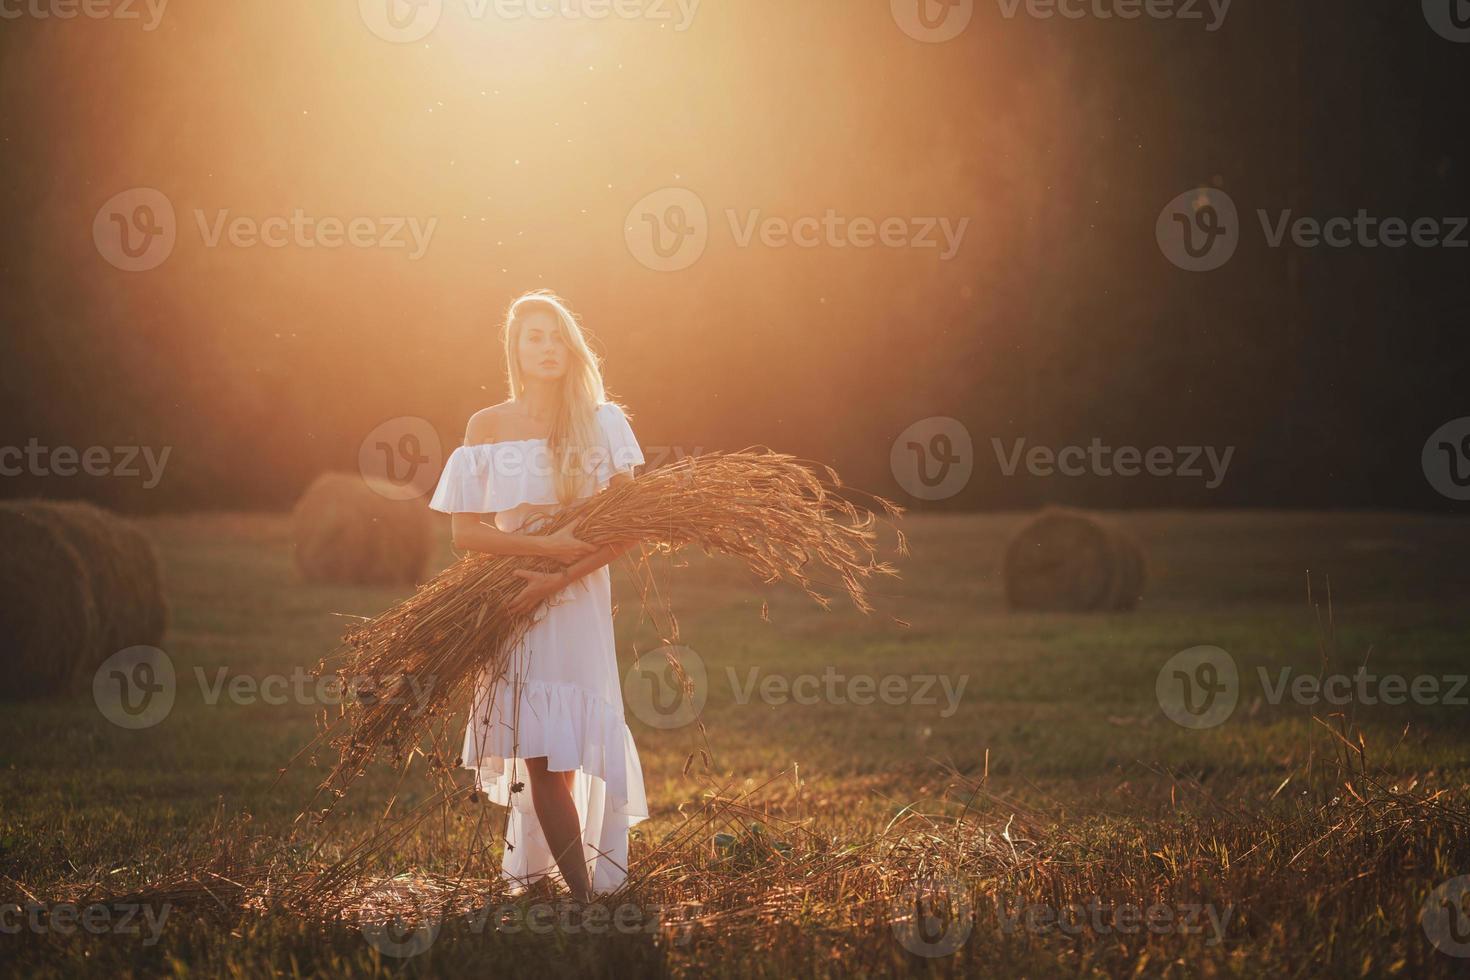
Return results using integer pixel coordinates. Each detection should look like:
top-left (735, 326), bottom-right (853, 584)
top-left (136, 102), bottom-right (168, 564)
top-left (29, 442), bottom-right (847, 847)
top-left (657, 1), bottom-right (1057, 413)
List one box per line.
top-left (450, 513), bottom-right (545, 557)
top-left (502, 471), bottom-right (643, 614)
top-left (555, 471), bottom-right (641, 584)
top-left (559, 538), bottom-right (640, 586)
top-left (450, 513), bottom-right (596, 563)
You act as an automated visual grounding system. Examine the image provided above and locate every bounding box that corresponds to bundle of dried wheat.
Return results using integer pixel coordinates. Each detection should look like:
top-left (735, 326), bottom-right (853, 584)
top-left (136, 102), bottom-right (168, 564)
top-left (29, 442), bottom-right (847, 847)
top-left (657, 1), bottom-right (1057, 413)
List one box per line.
top-left (308, 449), bottom-right (906, 809)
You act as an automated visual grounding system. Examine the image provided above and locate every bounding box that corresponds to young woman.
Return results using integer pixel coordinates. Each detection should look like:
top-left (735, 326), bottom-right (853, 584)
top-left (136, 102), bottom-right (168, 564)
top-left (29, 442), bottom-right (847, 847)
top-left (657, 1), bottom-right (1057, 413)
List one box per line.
top-left (428, 290), bottom-right (649, 903)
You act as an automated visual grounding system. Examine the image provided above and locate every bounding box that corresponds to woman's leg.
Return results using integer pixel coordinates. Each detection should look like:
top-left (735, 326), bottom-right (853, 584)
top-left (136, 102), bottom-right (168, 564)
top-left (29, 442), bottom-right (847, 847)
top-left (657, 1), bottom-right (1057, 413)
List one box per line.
top-left (524, 756), bottom-right (593, 902)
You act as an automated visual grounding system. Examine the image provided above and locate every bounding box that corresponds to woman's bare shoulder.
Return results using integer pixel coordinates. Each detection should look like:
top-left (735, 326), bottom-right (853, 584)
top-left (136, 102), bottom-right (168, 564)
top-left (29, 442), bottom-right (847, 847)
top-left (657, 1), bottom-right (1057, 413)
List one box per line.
top-left (464, 401), bottom-right (515, 443)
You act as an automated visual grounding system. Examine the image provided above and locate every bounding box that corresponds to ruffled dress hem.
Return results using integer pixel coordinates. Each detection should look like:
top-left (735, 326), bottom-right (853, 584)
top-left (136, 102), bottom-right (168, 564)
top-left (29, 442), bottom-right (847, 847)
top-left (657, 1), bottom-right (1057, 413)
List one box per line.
top-left (461, 678), bottom-right (650, 825)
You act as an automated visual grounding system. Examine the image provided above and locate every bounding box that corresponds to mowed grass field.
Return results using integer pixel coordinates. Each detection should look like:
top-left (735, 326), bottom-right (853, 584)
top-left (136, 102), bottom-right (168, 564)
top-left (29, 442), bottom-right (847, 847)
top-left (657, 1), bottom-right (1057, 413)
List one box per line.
top-left (3, 509), bottom-right (1470, 977)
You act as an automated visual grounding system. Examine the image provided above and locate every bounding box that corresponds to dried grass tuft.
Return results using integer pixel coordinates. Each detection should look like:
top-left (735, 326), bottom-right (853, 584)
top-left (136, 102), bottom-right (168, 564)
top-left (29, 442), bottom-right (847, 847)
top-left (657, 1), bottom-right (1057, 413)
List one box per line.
top-left (300, 449), bottom-right (907, 819)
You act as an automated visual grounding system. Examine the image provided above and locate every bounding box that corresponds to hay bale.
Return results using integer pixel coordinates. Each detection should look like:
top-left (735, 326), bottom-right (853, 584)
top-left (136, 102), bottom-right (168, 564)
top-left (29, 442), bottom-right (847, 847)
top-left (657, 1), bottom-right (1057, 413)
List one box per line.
top-left (1106, 524), bottom-right (1147, 611)
top-left (1003, 507), bottom-right (1147, 612)
top-left (292, 473), bottom-right (430, 586)
top-left (0, 499), bottom-right (168, 698)
top-left (24, 501), bottom-right (168, 661)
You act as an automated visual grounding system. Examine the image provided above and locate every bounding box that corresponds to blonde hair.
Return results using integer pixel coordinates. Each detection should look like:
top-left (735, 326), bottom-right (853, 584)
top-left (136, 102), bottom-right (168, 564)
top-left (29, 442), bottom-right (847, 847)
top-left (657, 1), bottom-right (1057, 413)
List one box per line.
top-left (503, 289), bottom-right (611, 506)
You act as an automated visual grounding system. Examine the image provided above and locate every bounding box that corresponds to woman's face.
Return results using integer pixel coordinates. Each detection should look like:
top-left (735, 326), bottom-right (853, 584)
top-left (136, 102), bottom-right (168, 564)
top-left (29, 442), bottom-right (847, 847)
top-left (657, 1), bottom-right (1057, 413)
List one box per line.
top-left (516, 309), bottom-right (569, 382)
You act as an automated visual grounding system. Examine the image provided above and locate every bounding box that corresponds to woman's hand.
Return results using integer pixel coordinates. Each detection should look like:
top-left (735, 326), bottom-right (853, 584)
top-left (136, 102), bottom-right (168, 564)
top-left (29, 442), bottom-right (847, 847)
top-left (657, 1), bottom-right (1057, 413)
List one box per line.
top-left (506, 568), bottom-right (571, 616)
top-left (536, 523), bottom-right (599, 565)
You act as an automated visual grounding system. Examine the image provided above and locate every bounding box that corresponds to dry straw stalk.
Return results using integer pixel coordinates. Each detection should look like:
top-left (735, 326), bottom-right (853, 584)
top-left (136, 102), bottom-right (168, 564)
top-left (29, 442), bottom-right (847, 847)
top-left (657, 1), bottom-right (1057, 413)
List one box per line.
top-left (305, 449), bottom-right (908, 815)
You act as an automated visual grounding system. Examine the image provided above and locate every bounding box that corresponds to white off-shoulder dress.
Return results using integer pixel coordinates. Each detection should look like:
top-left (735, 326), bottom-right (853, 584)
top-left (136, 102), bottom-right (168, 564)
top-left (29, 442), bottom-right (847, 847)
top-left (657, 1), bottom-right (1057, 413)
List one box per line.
top-left (427, 401), bottom-right (649, 895)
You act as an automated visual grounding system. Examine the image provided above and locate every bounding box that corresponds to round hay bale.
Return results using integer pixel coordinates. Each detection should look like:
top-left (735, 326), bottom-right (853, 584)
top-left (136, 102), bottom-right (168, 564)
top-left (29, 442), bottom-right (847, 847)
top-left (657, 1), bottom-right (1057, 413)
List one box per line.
top-left (0, 499), bottom-right (166, 697)
top-left (30, 501), bottom-right (169, 664)
top-left (1003, 507), bottom-right (1147, 612)
top-left (1106, 527), bottom-right (1148, 611)
top-left (292, 473), bottom-right (430, 586)
top-left (0, 503), bottom-right (100, 697)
